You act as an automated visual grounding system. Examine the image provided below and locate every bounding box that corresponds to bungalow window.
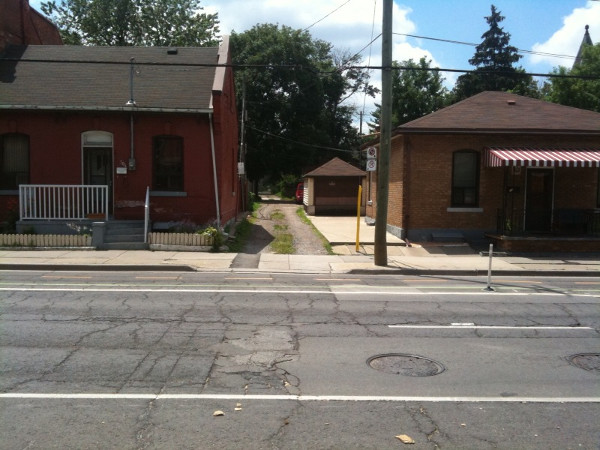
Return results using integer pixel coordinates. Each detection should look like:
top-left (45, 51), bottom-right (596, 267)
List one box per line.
top-left (451, 150), bottom-right (479, 207)
top-left (1, 133), bottom-right (30, 191)
top-left (153, 136), bottom-right (183, 191)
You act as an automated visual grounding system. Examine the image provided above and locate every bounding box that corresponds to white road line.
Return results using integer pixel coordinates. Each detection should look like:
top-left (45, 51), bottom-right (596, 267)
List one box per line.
top-left (388, 325), bottom-right (595, 330)
top-left (0, 393), bottom-right (598, 403)
top-left (0, 287), bottom-right (575, 296)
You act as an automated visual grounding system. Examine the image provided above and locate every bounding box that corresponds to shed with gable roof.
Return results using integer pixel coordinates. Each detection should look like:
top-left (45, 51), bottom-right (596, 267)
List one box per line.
top-left (303, 157), bottom-right (366, 216)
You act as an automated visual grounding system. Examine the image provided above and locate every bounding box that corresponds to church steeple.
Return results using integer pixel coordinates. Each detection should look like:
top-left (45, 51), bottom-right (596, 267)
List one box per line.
top-left (573, 25), bottom-right (593, 68)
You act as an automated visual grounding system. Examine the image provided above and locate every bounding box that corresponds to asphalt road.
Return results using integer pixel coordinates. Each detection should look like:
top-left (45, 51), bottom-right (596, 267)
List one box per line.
top-left (1, 270), bottom-right (599, 449)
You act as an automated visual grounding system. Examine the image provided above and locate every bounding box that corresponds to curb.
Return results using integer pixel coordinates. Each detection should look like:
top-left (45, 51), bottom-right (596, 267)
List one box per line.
top-left (1, 264), bottom-right (596, 277)
top-left (0, 264), bottom-right (197, 272)
top-left (348, 268), bottom-right (598, 277)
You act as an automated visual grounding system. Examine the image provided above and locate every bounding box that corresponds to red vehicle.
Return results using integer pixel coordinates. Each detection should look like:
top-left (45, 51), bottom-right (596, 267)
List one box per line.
top-left (295, 182), bottom-right (304, 203)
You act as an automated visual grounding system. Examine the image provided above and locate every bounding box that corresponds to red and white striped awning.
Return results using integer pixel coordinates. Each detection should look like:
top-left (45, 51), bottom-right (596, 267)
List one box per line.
top-left (486, 147), bottom-right (600, 168)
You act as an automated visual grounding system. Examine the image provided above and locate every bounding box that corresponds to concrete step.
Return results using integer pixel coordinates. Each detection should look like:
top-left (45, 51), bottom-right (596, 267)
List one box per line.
top-left (98, 220), bottom-right (148, 249)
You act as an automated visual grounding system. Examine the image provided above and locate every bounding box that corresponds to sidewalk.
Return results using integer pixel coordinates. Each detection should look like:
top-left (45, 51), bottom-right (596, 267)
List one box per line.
top-left (1, 216), bottom-right (599, 275)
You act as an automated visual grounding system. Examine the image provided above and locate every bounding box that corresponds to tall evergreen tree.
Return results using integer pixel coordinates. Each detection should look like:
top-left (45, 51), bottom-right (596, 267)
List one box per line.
top-left (451, 4), bottom-right (538, 101)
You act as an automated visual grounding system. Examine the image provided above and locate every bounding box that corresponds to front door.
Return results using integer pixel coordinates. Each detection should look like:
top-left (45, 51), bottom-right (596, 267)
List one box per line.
top-left (83, 147), bottom-right (113, 211)
top-left (525, 168), bottom-right (554, 232)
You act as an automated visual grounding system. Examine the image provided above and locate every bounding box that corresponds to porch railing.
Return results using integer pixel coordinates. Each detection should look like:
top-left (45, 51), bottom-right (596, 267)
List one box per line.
top-left (19, 184), bottom-right (109, 221)
top-left (497, 208), bottom-right (600, 236)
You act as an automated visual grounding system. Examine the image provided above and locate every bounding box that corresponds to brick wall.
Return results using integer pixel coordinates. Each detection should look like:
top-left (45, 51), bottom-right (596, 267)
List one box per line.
top-left (0, 0), bottom-right (62, 51)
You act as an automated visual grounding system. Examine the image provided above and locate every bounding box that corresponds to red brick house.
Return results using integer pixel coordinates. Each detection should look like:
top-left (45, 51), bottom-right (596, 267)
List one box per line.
top-left (1, 38), bottom-right (240, 246)
top-left (0, 0), bottom-right (63, 50)
top-left (365, 91), bottom-right (600, 252)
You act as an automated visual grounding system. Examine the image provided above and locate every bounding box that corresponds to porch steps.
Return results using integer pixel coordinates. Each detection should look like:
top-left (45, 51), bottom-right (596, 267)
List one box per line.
top-left (102, 220), bottom-right (148, 250)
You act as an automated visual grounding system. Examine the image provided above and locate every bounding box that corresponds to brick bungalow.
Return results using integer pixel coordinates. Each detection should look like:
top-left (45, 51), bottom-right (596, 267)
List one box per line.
top-left (365, 91), bottom-right (600, 252)
top-left (1, 39), bottom-right (241, 240)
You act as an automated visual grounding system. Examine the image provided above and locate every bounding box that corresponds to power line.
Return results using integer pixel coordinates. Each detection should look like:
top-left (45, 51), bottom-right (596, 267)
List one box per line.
top-left (246, 125), bottom-right (355, 154)
top-left (394, 32), bottom-right (578, 61)
top-left (5, 57), bottom-right (598, 80)
top-left (303, 0), bottom-right (353, 31)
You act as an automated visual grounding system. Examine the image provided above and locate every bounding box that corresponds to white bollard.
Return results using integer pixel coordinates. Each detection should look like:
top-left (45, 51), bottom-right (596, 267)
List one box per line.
top-left (484, 243), bottom-right (494, 291)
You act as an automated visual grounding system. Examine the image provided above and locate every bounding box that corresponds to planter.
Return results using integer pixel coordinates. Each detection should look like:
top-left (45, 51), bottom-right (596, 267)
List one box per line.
top-left (0, 234), bottom-right (92, 247)
top-left (148, 232), bottom-right (213, 251)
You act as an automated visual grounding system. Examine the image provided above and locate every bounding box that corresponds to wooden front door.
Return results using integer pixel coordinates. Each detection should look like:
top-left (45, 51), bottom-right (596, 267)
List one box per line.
top-left (83, 147), bottom-right (113, 210)
top-left (525, 168), bottom-right (553, 232)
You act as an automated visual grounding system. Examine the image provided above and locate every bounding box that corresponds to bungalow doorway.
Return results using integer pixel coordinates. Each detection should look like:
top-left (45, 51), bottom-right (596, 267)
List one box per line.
top-left (82, 131), bottom-right (113, 214)
top-left (525, 168), bottom-right (554, 232)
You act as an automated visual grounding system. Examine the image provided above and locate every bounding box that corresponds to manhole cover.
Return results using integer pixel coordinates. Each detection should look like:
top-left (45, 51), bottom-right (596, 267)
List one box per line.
top-left (567, 353), bottom-right (600, 372)
top-left (367, 353), bottom-right (445, 377)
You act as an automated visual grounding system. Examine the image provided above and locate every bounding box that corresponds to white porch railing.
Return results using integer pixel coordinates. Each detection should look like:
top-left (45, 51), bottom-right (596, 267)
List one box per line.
top-left (19, 184), bottom-right (109, 221)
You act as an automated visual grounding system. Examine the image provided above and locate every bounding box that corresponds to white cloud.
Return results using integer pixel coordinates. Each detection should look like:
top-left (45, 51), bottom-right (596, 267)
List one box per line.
top-left (529, 1), bottom-right (600, 70)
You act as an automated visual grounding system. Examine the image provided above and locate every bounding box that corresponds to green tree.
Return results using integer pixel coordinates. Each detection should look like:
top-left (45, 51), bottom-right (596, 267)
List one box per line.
top-left (451, 4), bottom-right (538, 101)
top-left (41, 0), bottom-right (219, 46)
top-left (231, 24), bottom-right (376, 190)
top-left (370, 57), bottom-right (448, 129)
top-left (544, 43), bottom-right (600, 112)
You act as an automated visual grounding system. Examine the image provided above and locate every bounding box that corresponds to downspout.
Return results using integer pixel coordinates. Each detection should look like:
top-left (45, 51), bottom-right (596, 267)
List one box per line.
top-left (127, 58), bottom-right (137, 170)
top-left (402, 134), bottom-right (411, 245)
top-left (209, 113), bottom-right (221, 228)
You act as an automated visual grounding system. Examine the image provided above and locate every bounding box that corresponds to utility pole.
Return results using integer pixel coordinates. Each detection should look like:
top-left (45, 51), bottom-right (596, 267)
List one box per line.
top-left (374, 0), bottom-right (392, 266)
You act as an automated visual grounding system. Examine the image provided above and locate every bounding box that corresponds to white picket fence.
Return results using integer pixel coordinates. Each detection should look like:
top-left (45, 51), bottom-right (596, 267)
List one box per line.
top-left (148, 232), bottom-right (213, 247)
top-left (0, 234), bottom-right (92, 247)
top-left (1, 232), bottom-right (213, 249)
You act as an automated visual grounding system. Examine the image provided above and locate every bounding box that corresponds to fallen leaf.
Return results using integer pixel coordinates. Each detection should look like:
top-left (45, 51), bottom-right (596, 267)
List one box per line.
top-left (213, 410), bottom-right (225, 417)
top-left (396, 434), bottom-right (415, 444)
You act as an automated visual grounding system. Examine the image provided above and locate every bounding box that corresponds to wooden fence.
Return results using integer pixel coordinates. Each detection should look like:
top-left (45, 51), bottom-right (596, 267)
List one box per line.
top-left (0, 234), bottom-right (92, 247)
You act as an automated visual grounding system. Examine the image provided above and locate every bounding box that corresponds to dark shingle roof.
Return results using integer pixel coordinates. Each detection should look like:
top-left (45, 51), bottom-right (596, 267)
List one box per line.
top-left (0, 45), bottom-right (219, 112)
top-left (304, 157), bottom-right (366, 177)
top-left (399, 91), bottom-right (600, 134)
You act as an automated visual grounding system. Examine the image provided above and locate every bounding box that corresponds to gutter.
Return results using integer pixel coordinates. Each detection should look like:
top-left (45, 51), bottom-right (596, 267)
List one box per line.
top-left (0, 105), bottom-right (213, 114)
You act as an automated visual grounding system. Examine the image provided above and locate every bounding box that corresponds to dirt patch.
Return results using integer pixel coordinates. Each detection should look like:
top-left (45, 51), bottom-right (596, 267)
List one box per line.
top-left (239, 198), bottom-right (329, 255)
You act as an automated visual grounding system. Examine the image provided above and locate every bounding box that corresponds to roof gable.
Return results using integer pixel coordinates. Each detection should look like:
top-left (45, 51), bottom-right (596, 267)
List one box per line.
top-left (304, 157), bottom-right (366, 177)
top-left (399, 91), bottom-right (600, 133)
top-left (0, 44), bottom-right (221, 112)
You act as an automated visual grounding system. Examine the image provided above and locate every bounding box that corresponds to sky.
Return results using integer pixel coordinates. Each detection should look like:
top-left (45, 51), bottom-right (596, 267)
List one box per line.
top-left (29, 0), bottom-right (600, 127)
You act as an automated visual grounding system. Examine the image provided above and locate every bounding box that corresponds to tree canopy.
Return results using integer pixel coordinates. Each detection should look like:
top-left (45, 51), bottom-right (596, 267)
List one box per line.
top-left (231, 24), bottom-right (377, 189)
top-left (544, 43), bottom-right (600, 112)
top-left (41, 0), bottom-right (220, 46)
top-left (451, 4), bottom-right (537, 101)
top-left (370, 58), bottom-right (448, 129)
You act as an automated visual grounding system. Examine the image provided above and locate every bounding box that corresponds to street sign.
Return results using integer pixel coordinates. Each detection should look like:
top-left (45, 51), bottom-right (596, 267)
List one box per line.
top-left (366, 159), bottom-right (377, 171)
top-left (366, 146), bottom-right (377, 159)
